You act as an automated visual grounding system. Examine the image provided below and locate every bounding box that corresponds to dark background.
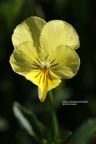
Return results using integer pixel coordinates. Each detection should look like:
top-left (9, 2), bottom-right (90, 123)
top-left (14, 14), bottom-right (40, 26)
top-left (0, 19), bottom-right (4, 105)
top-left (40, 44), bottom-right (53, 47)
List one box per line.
top-left (0, 0), bottom-right (96, 143)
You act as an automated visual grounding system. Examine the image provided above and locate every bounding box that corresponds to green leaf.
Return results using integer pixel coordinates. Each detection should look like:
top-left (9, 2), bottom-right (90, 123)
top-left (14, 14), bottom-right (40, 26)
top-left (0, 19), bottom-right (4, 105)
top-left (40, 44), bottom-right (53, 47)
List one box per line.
top-left (0, 0), bottom-right (24, 29)
top-left (0, 0), bottom-right (36, 31)
top-left (13, 102), bottom-right (47, 140)
top-left (70, 118), bottom-right (96, 144)
top-left (59, 131), bottom-right (72, 143)
top-left (47, 130), bottom-right (72, 144)
top-left (0, 117), bottom-right (9, 131)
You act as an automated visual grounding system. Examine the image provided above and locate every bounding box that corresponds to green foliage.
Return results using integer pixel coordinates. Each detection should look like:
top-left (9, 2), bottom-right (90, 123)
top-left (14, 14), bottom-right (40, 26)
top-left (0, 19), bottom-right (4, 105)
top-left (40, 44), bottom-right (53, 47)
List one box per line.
top-left (0, 0), bottom-right (24, 30)
top-left (0, 0), bottom-right (36, 31)
top-left (13, 102), bottom-right (72, 144)
top-left (13, 102), bottom-right (47, 143)
top-left (70, 118), bottom-right (96, 144)
top-left (0, 117), bottom-right (9, 131)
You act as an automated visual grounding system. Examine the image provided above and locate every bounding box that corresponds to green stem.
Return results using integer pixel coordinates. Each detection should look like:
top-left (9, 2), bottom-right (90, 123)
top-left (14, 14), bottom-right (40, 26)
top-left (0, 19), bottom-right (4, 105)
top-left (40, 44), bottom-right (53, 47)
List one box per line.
top-left (48, 90), bottom-right (59, 143)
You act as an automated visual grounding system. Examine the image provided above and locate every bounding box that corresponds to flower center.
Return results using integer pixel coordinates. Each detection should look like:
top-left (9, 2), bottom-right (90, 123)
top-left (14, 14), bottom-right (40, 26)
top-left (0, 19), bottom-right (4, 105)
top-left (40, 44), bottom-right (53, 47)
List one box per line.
top-left (34, 67), bottom-right (52, 84)
top-left (42, 67), bottom-right (48, 73)
top-left (41, 61), bottom-right (50, 68)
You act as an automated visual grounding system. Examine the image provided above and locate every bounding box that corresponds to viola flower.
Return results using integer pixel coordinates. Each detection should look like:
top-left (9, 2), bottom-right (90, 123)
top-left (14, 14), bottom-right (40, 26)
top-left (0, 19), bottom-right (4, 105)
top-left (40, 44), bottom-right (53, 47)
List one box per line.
top-left (9, 16), bottom-right (80, 102)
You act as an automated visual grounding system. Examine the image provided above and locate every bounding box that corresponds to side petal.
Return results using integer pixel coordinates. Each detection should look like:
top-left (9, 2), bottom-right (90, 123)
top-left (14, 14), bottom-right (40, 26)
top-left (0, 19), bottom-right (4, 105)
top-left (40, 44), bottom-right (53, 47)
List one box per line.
top-left (12, 16), bottom-right (46, 50)
top-left (40, 20), bottom-right (80, 55)
top-left (48, 45), bottom-right (80, 79)
top-left (26, 69), bottom-right (61, 102)
top-left (9, 42), bottom-right (40, 76)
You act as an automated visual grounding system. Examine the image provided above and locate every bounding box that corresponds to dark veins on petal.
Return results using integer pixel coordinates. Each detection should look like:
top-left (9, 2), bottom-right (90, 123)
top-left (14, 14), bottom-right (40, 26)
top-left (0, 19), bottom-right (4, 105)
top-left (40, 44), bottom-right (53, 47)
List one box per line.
top-left (50, 59), bottom-right (59, 70)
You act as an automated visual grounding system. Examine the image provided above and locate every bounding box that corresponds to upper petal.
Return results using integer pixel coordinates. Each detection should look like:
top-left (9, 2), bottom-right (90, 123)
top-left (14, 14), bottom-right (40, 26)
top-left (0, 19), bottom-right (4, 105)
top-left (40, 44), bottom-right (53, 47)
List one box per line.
top-left (47, 45), bottom-right (80, 79)
top-left (40, 20), bottom-right (80, 55)
top-left (9, 41), bottom-right (40, 76)
top-left (12, 16), bottom-right (46, 51)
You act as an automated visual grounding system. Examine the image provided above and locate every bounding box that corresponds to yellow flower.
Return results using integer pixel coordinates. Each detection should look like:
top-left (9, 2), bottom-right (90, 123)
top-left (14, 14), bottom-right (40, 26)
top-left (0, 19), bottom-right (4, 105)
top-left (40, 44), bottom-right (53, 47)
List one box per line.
top-left (9, 16), bottom-right (80, 102)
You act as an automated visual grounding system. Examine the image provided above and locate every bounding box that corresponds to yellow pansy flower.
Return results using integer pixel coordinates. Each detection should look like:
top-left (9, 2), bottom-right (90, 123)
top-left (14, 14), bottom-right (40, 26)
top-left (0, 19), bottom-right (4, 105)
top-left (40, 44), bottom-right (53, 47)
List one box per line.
top-left (9, 16), bottom-right (80, 102)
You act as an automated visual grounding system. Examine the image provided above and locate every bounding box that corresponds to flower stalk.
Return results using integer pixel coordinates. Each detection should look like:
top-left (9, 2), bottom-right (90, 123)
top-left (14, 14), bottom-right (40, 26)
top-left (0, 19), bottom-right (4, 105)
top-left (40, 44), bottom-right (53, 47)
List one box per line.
top-left (48, 91), bottom-right (59, 143)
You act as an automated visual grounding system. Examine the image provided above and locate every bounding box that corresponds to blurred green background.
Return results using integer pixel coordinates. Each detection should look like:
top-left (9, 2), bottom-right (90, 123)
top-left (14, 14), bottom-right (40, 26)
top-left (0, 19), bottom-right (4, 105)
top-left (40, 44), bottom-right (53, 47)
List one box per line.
top-left (0, 0), bottom-right (96, 143)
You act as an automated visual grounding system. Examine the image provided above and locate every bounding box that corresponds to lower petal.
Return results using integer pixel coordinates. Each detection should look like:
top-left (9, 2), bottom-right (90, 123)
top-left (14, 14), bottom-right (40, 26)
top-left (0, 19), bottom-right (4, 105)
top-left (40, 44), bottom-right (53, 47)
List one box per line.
top-left (26, 69), bottom-right (61, 102)
top-left (38, 69), bottom-right (61, 102)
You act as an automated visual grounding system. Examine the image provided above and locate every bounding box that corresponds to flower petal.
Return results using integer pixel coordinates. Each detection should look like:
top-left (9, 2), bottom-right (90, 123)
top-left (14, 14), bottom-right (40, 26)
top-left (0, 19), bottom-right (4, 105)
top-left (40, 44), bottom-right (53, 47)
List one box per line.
top-left (9, 42), bottom-right (40, 76)
top-left (48, 45), bottom-right (80, 79)
top-left (26, 69), bottom-right (61, 102)
top-left (12, 16), bottom-right (46, 51)
top-left (40, 20), bottom-right (80, 55)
